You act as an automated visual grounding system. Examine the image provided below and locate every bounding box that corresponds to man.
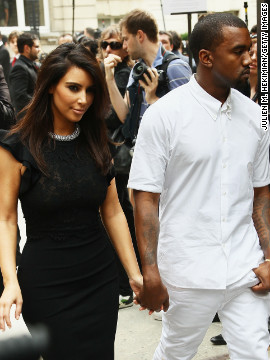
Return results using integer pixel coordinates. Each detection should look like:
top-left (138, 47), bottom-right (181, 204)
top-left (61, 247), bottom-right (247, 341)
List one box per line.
top-left (0, 32), bottom-right (10, 84)
top-left (9, 32), bottom-right (40, 119)
top-left (159, 30), bottom-right (173, 51)
top-left (58, 33), bottom-right (73, 45)
top-left (104, 9), bottom-right (191, 144)
top-left (0, 0), bottom-right (9, 26)
top-left (84, 27), bottom-right (95, 39)
top-left (129, 13), bottom-right (270, 360)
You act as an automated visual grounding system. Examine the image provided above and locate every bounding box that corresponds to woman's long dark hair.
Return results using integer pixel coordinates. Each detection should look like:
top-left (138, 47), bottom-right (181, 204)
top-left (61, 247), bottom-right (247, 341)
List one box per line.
top-left (11, 43), bottom-right (111, 175)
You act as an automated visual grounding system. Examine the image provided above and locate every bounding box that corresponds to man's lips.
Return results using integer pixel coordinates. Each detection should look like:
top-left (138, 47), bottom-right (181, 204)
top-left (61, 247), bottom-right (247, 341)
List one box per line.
top-left (242, 68), bottom-right (250, 75)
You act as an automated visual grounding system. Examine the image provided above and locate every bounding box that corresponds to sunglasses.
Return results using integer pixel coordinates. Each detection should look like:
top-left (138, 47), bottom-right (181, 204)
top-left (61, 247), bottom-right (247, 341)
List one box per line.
top-left (101, 41), bottom-right (123, 50)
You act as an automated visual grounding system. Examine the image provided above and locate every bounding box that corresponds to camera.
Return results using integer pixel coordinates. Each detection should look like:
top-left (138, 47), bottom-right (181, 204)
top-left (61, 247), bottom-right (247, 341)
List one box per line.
top-left (132, 62), bottom-right (165, 84)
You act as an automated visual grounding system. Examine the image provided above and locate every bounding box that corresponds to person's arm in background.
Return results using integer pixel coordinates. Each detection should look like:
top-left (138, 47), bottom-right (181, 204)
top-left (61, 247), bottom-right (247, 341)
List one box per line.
top-left (105, 63), bottom-right (131, 131)
top-left (0, 65), bottom-right (15, 130)
top-left (167, 58), bottom-right (192, 90)
top-left (104, 54), bottom-right (130, 123)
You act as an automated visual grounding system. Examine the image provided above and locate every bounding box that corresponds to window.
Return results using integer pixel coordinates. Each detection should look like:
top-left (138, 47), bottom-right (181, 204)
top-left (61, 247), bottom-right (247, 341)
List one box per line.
top-left (0, 0), bottom-right (49, 31)
top-left (24, 0), bottom-right (45, 27)
top-left (1, 0), bottom-right (18, 26)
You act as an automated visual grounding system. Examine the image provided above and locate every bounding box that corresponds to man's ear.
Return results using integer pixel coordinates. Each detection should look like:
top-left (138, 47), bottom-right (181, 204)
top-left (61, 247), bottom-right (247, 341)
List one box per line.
top-left (198, 49), bottom-right (213, 68)
top-left (24, 44), bottom-right (30, 55)
top-left (136, 30), bottom-right (145, 43)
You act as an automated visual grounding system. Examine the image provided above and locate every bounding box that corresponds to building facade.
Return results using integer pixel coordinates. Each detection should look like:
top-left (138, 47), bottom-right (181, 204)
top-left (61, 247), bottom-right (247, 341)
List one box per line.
top-left (1, 0), bottom-right (258, 52)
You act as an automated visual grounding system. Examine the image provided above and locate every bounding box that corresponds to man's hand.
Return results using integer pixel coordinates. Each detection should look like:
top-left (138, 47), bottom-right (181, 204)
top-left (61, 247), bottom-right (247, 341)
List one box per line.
top-left (252, 260), bottom-right (270, 293)
top-left (134, 267), bottom-right (169, 313)
top-left (139, 68), bottom-right (159, 105)
top-left (104, 54), bottom-right (122, 82)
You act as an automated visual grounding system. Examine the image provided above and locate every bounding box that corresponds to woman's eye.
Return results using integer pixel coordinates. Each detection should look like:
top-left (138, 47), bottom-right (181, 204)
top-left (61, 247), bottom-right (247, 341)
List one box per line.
top-left (69, 85), bottom-right (78, 92)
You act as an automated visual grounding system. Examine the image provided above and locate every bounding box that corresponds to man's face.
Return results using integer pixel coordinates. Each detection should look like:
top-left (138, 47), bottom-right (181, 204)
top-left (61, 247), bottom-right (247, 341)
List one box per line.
top-left (159, 34), bottom-right (173, 51)
top-left (210, 26), bottom-right (252, 88)
top-left (29, 39), bottom-right (40, 61)
top-left (121, 26), bottom-right (142, 60)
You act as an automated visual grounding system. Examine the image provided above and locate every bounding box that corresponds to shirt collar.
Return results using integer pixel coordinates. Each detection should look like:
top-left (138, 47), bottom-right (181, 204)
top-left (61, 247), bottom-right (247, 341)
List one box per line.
top-left (189, 75), bottom-right (232, 121)
top-left (152, 43), bottom-right (164, 68)
top-left (136, 43), bottom-right (164, 68)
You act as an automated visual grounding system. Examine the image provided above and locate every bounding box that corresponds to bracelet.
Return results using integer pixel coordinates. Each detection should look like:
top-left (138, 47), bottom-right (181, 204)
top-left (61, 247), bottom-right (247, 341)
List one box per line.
top-left (265, 259), bottom-right (270, 262)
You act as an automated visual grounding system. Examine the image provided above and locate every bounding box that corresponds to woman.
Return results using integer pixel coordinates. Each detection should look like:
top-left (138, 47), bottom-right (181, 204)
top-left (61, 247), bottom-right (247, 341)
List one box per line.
top-left (100, 26), bottom-right (140, 308)
top-left (0, 43), bottom-right (142, 359)
top-left (249, 33), bottom-right (258, 102)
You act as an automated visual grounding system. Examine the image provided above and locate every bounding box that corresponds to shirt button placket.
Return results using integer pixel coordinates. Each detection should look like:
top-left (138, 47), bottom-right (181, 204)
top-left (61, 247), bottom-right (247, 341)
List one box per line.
top-left (220, 110), bottom-right (229, 251)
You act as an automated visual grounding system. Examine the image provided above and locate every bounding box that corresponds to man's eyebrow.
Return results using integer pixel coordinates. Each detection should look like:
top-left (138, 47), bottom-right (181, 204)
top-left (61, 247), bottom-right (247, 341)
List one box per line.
top-left (232, 42), bottom-right (251, 50)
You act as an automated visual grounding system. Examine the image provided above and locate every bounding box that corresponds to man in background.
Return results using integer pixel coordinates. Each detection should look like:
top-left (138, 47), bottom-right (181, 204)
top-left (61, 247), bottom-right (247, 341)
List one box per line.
top-left (9, 32), bottom-right (40, 119)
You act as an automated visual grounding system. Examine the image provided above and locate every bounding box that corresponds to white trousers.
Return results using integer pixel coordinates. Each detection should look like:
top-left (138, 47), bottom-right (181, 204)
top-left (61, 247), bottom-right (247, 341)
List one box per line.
top-left (153, 286), bottom-right (270, 360)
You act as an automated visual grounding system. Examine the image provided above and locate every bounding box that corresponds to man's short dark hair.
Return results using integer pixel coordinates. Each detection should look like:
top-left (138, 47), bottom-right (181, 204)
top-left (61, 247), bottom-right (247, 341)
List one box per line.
top-left (85, 27), bottom-right (95, 38)
top-left (159, 30), bottom-right (173, 45)
top-left (17, 32), bottom-right (38, 54)
top-left (189, 13), bottom-right (247, 65)
top-left (120, 9), bottom-right (158, 43)
top-left (169, 31), bottom-right (182, 51)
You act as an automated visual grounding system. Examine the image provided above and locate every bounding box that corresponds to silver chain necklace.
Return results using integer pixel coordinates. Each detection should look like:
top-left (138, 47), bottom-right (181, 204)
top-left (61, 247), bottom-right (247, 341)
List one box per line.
top-left (48, 124), bottom-right (81, 141)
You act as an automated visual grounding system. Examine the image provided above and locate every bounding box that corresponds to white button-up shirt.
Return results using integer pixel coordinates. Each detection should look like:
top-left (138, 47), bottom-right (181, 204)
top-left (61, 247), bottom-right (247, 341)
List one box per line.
top-left (128, 75), bottom-right (270, 290)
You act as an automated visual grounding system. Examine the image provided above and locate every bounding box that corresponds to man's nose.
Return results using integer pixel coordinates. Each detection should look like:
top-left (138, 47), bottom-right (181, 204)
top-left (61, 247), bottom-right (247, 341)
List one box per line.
top-left (243, 50), bottom-right (252, 66)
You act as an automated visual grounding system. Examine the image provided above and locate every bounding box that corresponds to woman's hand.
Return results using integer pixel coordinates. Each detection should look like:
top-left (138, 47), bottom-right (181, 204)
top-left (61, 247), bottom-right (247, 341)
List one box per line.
top-left (0, 282), bottom-right (22, 330)
top-left (104, 54), bottom-right (122, 82)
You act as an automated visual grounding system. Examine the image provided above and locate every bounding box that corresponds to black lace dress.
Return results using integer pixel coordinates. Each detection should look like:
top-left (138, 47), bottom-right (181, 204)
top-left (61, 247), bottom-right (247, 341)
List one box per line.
top-left (0, 130), bottom-right (119, 360)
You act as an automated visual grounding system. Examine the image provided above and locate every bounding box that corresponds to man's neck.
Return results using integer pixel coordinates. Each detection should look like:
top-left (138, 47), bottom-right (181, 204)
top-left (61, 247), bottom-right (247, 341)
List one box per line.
top-left (195, 72), bottom-right (230, 105)
top-left (20, 53), bottom-right (33, 62)
top-left (142, 42), bottom-right (160, 67)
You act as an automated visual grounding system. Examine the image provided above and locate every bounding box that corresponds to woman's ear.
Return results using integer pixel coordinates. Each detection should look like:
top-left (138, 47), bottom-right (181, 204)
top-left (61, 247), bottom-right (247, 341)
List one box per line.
top-left (48, 86), bottom-right (54, 94)
top-left (198, 49), bottom-right (213, 68)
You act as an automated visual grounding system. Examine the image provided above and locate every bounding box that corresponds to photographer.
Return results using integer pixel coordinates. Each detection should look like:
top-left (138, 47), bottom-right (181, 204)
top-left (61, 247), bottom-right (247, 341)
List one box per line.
top-left (104, 9), bottom-right (191, 145)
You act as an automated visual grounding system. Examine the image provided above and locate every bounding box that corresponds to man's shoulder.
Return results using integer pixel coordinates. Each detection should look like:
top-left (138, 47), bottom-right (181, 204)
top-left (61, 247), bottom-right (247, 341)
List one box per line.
top-left (231, 88), bottom-right (260, 111)
top-left (0, 45), bottom-right (9, 58)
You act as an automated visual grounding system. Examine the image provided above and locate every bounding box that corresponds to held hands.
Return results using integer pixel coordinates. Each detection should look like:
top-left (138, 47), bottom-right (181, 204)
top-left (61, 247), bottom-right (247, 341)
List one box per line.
top-left (139, 68), bottom-right (160, 105)
top-left (132, 273), bottom-right (169, 315)
top-left (251, 260), bottom-right (270, 293)
top-left (104, 54), bottom-right (122, 82)
top-left (0, 282), bottom-right (22, 330)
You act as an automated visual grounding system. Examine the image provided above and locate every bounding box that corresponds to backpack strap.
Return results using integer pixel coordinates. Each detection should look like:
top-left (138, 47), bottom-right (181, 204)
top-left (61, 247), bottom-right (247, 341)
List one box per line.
top-left (156, 51), bottom-right (180, 97)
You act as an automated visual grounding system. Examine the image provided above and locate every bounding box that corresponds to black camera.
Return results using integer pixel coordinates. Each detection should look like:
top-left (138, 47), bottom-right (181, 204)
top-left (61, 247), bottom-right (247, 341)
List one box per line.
top-left (132, 62), bottom-right (165, 84)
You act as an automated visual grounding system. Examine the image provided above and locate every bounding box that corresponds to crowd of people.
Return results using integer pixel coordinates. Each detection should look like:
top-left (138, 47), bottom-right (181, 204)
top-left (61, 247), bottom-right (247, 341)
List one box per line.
top-left (0, 8), bottom-right (269, 360)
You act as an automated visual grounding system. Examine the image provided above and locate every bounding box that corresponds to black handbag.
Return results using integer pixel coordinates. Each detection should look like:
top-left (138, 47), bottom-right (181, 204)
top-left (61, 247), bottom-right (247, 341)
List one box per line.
top-left (110, 126), bottom-right (133, 175)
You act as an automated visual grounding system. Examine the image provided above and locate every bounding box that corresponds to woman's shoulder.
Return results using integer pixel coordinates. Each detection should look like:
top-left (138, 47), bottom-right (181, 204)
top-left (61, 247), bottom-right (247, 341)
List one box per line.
top-left (0, 129), bottom-right (38, 170)
top-left (0, 130), bottom-right (41, 194)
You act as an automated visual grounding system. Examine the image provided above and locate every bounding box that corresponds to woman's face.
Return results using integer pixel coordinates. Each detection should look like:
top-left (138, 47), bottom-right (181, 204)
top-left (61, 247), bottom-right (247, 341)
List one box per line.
top-left (9, 37), bottom-right (18, 55)
top-left (101, 34), bottom-right (128, 60)
top-left (50, 66), bottom-right (95, 130)
top-left (249, 40), bottom-right (257, 76)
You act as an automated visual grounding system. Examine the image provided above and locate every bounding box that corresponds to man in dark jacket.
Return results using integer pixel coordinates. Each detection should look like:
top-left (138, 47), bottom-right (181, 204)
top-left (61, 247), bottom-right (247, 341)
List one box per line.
top-left (0, 32), bottom-right (10, 84)
top-left (0, 65), bottom-right (15, 129)
top-left (9, 32), bottom-right (40, 120)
